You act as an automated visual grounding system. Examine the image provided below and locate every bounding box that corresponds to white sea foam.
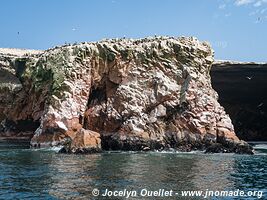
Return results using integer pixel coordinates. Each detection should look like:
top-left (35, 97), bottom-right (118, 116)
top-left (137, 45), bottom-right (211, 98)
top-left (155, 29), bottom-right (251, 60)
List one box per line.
top-left (50, 146), bottom-right (63, 152)
top-left (254, 144), bottom-right (267, 150)
top-left (29, 146), bottom-right (63, 152)
top-left (152, 149), bottom-right (204, 154)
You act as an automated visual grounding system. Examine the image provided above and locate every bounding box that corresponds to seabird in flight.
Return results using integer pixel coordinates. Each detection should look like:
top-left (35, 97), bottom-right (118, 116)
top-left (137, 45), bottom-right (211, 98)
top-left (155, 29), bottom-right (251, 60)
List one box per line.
top-left (257, 103), bottom-right (264, 108)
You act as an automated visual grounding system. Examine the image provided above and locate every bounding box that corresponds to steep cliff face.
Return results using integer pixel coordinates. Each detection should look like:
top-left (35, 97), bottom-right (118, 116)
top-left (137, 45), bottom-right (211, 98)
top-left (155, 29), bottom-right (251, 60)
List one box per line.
top-left (211, 61), bottom-right (267, 141)
top-left (0, 37), bottom-right (252, 153)
top-left (0, 49), bottom-right (42, 140)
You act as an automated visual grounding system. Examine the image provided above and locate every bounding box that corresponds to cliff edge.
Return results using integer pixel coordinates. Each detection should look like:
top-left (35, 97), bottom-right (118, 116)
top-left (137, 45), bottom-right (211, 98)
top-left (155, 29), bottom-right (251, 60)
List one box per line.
top-left (0, 37), bottom-right (252, 154)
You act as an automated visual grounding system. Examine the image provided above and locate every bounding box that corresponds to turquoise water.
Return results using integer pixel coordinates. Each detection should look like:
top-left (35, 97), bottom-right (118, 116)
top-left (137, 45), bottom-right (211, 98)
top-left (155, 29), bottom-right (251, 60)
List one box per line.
top-left (0, 141), bottom-right (266, 200)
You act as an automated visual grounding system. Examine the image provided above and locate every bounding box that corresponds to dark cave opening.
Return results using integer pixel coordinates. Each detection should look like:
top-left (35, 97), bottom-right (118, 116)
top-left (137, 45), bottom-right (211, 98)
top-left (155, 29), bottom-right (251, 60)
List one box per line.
top-left (82, 84), bottom-right (108, 131)
top-left (87, 86), bottom-right (107, 106)
top-left (0, 119), bottom-right (40, 140)
top-left (211, 63), bottom-right (267, 141)
top-left (14, 59), bottom-right (27, 78)
top-left (15, 119), bottom-right (40, 133)
top-left (83, 78), bottom-right (120, 132)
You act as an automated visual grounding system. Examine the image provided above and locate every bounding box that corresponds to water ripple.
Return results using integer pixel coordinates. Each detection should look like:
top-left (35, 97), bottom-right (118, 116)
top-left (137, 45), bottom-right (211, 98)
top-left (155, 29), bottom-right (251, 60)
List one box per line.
top-left (0, 141), bottom-right (266, 199)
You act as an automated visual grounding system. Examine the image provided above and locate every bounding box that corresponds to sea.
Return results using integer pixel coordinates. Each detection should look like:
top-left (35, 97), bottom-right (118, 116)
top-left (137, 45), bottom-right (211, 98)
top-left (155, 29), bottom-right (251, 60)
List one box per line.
top-left (0, 141), bottom-right (266, 200)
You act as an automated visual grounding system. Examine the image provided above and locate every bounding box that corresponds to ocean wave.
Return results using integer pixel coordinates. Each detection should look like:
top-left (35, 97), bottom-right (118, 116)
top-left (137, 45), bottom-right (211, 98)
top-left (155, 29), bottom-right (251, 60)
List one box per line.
top-left (253, 144), bottom-right (267, 150)
top-left (29, 146), bottom-right (63, 152)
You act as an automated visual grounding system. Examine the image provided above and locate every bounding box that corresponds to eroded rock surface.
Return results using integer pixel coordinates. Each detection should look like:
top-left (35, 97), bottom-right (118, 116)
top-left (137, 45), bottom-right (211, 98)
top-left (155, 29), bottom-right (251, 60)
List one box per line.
top-left (0, 37), bottom-right (252, 154)
top-left (0, 50), bottom-right (42, 140)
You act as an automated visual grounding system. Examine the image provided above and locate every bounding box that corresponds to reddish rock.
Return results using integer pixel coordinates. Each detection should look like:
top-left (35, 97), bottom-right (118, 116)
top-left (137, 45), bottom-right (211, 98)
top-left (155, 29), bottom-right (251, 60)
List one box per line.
top-left (67, 129), bottom-right (101, 153)
top-left (0, 37), bottom-right (253, 154)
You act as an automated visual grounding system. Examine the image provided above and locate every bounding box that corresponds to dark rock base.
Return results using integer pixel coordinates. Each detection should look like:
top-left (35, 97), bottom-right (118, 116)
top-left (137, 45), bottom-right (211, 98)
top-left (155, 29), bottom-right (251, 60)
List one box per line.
top-left (58, 134), bottom-right (254, 154)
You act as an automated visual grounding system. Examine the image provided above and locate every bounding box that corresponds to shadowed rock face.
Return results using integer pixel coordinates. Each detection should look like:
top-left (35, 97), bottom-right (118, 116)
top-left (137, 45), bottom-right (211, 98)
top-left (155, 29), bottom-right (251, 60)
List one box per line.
top-left (0, 52), bottom-right (42, 140)
top-left (211, 62), bottom-right (267, 141)
top-left (0, 37), bottom-right (252, 154)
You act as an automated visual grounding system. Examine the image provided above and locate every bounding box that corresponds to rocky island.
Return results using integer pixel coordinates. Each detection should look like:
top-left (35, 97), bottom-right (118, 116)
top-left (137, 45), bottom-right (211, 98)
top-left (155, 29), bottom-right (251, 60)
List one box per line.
top-left (0, 37), bottom-right (253, 154)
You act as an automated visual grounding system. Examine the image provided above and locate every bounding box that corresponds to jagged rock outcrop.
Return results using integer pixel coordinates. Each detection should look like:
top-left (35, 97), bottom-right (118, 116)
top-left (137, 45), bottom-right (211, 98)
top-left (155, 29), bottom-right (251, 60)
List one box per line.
top-left (59, 129), bottom-right (102, 153)
top-left (0, 37), bottom-right (252, 154)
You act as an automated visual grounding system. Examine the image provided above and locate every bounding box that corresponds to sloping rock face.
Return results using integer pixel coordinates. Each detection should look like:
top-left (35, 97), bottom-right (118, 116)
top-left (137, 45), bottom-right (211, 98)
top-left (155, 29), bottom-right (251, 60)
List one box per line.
top-left (0, 37), bottom-right (252, 153)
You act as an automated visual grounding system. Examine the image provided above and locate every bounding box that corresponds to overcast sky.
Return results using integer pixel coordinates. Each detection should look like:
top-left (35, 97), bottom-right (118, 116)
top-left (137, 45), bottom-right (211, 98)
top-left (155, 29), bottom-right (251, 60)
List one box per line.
top-left (0, 0), bottom-right (266, 62)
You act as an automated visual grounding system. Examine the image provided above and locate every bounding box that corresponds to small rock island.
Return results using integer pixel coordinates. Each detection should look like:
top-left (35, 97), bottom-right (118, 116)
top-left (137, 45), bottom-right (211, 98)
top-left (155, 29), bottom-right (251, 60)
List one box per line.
top-left (0, 37), bottom-right (253, 154)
